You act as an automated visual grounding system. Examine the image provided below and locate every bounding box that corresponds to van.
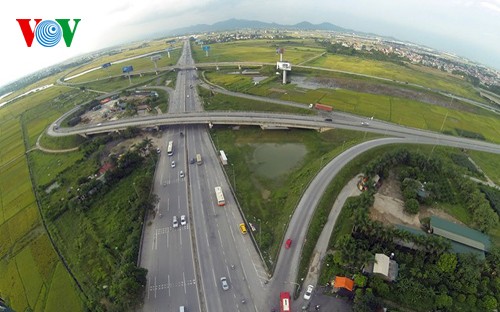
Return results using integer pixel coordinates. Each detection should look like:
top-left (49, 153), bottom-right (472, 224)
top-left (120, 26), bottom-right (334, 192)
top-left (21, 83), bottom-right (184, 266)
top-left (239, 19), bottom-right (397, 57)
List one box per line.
top-left (179, 306), bottom-right (185, 312)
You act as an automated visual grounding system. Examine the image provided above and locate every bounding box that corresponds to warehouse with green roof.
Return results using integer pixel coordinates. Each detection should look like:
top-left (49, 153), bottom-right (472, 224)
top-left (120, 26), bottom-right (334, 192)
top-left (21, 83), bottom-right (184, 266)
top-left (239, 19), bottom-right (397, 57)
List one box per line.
top-left (430, 216), bottom-right (491, 258)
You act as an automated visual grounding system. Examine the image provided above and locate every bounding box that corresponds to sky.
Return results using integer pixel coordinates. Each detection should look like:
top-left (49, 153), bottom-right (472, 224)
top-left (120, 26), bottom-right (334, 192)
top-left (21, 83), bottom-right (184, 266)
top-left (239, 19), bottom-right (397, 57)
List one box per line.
top-left (1, 0), bottom-right (499, 89)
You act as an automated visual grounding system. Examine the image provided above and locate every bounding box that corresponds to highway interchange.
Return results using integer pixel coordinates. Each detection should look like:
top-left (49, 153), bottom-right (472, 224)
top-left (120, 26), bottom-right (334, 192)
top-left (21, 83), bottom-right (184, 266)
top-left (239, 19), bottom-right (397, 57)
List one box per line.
top-left (49, 40), bottom-right (500, 312)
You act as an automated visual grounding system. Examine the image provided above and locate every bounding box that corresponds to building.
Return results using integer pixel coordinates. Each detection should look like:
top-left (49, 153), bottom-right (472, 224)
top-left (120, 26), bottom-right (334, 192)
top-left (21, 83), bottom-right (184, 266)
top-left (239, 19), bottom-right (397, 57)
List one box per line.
top-left (430, 216), bottom-right (491, 258)
top-left (363, 254), bottom-right (399, 282)
top-left (333, 276), bottom-right (355, 297)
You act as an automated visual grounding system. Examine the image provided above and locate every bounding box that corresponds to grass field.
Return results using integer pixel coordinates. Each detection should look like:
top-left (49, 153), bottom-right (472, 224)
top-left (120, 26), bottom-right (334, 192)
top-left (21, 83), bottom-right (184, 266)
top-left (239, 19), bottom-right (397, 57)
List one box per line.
top-left (192, 39), bottom-right (325, 64)
top-left (0, 86), bottom-right (85, 311)
top-left (77, 73), bottom-right (160, 92)
top-left (191, 39), bottom-right (484, 103)
top-left (68, 49), bottom-right (181, 83)
top-left (308, 54), bottom-right (484, 102)
top-left (468, 150), bottom-right (500, 185)
top-left (66, 38), bottom-right (182, 79)
top-left (198, 86), bottom-right (313, 115)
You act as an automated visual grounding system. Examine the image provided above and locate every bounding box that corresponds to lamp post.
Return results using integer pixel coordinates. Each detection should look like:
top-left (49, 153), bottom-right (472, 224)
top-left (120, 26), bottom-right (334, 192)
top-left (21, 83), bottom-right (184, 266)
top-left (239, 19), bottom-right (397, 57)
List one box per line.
top-left (257, 218), bottom-right (261, 247)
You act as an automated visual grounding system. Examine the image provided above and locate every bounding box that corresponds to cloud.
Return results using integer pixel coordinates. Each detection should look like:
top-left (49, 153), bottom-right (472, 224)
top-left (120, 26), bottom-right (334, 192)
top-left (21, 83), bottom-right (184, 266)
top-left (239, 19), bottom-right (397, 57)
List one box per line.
top-left (480, 0), bottom-right (500, 12)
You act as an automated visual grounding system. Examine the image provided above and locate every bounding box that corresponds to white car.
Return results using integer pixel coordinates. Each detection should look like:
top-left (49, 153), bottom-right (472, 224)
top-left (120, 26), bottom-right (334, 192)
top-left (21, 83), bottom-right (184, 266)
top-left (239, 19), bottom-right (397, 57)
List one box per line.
top-left (173, 216), bottom-right (179, 228)
top-left (303, 284), bottom-right (314, 300)
top-left (361, 121), bottom-right (370, 126)
top-left (171, 161), bottom-right (176, 168)
top-left (220, 277), bottom-right (229, 291)
top-left (180, 215), bottom-right (187, 226)
top-left (179, 170), bottom-right (185, 178)
top-left (156, 148), bottom-right (161, 154)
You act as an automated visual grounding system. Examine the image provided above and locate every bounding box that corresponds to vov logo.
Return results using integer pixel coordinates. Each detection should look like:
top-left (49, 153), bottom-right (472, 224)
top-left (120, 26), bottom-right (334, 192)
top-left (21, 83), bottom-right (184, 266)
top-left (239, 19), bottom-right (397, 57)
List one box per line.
top-left (16, 19), bottom-right (81, 47)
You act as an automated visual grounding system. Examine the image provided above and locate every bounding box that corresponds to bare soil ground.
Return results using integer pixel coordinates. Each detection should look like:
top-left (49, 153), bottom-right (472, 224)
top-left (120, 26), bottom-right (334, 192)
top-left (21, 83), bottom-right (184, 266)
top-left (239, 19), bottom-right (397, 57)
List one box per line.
top-left (370, 171), bottom-right (461, 228)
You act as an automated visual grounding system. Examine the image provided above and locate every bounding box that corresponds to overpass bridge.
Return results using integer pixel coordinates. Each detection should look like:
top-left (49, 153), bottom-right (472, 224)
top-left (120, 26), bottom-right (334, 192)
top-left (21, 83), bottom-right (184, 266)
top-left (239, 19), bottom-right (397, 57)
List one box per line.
top-left (48, 110), bottom-right (500, 155)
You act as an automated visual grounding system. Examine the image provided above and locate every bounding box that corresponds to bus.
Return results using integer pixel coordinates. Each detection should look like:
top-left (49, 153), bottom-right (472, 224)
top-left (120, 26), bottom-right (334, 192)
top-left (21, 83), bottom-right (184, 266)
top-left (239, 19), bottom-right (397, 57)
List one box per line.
top-left (167, 141), bottom-right (173, 156)
top-left (196, 154), bottom-right (202, 165)
top-left (280, 292), bottom-right (291, 312)
top-left (215, 186), bottom-right (225, 206)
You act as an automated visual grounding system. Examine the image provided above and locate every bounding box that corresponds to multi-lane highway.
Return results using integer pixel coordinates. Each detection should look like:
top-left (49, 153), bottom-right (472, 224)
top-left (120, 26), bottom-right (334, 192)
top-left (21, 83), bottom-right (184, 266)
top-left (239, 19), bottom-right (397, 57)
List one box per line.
top-left (47, 40), bottom-right (500, 312)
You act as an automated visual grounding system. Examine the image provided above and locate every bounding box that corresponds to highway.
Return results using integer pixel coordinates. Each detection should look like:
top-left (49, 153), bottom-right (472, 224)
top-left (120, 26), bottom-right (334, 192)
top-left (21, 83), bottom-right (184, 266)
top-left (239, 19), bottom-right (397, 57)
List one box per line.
top-left (140, 40), bottom-right (201, 312)
top-left (139, 39), bottom-right (265, 312)
top-left (47, 40), bottom-right (500, 312)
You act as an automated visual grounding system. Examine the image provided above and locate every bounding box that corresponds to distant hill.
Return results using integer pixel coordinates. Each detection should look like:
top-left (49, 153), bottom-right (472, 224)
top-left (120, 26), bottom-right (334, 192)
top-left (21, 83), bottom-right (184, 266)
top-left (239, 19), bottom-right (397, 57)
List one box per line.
top-left (167, 18), bottom-right (355, 35)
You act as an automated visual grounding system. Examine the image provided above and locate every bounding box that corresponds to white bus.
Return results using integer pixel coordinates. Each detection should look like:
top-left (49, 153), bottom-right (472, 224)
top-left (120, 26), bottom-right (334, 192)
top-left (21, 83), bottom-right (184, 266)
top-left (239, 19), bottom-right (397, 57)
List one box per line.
top-left (215, 186), bottom-right (225, 206)
top-left (167, 141), bottom-right (174, 156)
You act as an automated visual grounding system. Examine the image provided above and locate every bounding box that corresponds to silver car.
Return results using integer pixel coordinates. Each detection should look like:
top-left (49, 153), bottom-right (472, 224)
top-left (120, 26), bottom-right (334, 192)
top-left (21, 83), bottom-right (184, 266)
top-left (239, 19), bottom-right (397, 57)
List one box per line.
top-left (303, 284), bottom-right (314, 300)
top-left (220, 277), bottom-right (229, 291)
top-left (173, 216), bottom-right (178, 228)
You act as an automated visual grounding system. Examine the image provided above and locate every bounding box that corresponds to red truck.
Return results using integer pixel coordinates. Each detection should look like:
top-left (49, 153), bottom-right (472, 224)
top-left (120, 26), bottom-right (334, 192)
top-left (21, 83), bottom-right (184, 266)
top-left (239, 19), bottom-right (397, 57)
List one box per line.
top-left (314, 103), bottom-right (333, 112)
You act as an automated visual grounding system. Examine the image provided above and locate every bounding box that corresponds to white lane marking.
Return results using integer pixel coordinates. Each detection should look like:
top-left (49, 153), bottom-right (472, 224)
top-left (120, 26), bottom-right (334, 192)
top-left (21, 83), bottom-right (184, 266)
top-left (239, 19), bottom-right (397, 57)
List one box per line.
top-left (167, 197), bottom-right (170, 212)
top-left (168, 274), bottom-right (171, 297)
top-left (154, 275), bottom-right (157, 298)
top-left (153, 229), bottom-right (158, 250)
top-left (183, 272), bottom-right (187, 294)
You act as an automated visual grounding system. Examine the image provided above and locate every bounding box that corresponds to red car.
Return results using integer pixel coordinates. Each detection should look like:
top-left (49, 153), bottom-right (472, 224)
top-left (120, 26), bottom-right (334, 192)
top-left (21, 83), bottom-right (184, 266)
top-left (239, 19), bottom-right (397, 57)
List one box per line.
top-left (285, 239), bottom-right (292, 249)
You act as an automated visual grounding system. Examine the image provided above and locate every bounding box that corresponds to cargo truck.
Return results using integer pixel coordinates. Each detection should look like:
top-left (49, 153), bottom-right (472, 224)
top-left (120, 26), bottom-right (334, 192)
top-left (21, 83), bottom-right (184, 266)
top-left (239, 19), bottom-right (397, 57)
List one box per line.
top-left (314, 103), bottom-right (333, 111)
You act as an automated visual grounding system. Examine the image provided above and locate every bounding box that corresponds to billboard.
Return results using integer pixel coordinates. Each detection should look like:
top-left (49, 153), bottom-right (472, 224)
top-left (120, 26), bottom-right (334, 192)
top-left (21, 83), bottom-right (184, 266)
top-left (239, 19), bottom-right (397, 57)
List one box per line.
top-left (122, 65), bottom-right (133, 73)
top-left (151, 55), bottom-right (161, 61)
top-left (102, 62), bottom-right (111, 68)
top-left (277, 62), bottom-right (291, 71)
top-left (202, 45), bottom-right (210, 51)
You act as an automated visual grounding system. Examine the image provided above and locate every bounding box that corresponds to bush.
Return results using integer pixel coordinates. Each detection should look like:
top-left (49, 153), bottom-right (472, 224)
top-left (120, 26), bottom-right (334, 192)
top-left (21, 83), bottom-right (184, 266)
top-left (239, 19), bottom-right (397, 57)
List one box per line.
top-left (405, 198), bottom-right (420, 214)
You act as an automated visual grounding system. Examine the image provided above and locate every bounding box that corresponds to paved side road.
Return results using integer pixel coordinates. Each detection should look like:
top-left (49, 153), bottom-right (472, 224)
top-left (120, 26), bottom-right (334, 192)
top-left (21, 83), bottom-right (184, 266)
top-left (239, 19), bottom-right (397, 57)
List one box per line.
top-left (297, 177), bottom-right (361, 311)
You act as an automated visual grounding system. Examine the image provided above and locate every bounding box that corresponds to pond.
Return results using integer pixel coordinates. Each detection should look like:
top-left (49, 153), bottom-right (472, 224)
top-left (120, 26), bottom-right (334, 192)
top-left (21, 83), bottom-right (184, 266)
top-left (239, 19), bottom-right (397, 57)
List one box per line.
top-left (250, 143), bottom-right (307, 179)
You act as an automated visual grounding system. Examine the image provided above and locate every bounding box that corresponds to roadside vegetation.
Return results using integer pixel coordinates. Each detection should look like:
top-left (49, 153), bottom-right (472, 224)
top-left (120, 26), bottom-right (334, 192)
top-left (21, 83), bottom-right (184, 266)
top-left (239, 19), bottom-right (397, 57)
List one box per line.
top-left (197, 85), bottom-right (312, 114)
top-left (315, 146), bottom-right (500, 312)
top-left (211, 127), bottom-right (380, 268)
top-left (32, 133), bottom-right (158, 311)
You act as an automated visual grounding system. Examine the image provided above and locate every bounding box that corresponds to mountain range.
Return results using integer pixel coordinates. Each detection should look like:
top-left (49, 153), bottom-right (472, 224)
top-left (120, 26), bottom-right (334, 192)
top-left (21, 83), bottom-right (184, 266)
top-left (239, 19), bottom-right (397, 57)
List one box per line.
top-left (167, 18), bottom-right (356, 35)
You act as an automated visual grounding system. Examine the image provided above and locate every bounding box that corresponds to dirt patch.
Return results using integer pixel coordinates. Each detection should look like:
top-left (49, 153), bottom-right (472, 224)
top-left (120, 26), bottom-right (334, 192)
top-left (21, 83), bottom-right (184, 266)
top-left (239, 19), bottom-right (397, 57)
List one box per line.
top-left (261, 189), bottom-right (271, 200)
top-left (370, 170), bottom-right (461, 228)
top-left (372, 193), bottom-right (420, 227)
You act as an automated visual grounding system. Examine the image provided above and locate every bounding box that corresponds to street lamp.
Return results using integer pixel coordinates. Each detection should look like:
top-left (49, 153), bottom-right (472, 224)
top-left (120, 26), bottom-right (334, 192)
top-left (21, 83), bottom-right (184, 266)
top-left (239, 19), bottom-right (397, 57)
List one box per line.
top-left (257, 218), bottom-right (261, 247)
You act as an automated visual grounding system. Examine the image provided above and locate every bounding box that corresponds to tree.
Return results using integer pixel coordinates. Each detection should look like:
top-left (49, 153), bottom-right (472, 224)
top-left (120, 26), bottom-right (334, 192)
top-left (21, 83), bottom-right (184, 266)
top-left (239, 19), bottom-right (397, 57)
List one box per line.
top-left (437, 253), bottom-right (458, 274)
top-left (479, 295), bottom-right (498, 311)
top-left (354, 274), bottom-right (368, 288)
top-left (404, 198), bottom-right (420, 215)
top-left (435, 294), bottom-right (453, 309)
